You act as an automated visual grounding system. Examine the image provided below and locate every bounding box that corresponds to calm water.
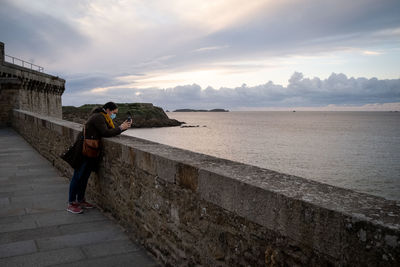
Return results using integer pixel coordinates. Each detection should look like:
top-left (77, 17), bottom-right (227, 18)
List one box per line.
top-left (125, 112), bottom-right (400, 201)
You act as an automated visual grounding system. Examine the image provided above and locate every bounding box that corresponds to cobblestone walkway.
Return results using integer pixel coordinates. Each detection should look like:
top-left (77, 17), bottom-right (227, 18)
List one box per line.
top-left (0, 127), bottom-right (159, 267)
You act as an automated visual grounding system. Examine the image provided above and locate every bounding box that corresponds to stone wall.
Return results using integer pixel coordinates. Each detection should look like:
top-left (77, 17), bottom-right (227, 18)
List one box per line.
top-left (12, 109), bottom-right (400, 266)
top-left (0, 42), bottom-right (64, 126)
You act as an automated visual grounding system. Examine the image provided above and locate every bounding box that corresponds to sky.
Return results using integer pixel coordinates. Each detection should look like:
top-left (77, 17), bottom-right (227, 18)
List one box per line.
top-left (1, 0), bottom-right (400, 110)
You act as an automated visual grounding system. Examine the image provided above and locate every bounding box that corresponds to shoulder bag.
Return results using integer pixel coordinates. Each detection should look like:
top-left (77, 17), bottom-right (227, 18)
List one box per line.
top-left (82, 126), bottom-right (101, 158)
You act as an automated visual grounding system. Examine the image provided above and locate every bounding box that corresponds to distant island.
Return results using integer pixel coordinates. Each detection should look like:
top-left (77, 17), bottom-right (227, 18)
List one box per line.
top-left (174, 108), bottom-right (229, 112)
top-left (63, 103), bottom-right (183, 128)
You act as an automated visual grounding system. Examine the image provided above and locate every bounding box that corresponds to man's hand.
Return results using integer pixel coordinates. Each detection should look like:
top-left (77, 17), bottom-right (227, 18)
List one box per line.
top-left (120, 120), bottom-right (132, 130)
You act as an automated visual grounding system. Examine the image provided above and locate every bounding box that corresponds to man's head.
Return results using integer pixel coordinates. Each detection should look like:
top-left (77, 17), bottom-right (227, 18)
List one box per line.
top-left (103, 102), bottom-right (118, 118)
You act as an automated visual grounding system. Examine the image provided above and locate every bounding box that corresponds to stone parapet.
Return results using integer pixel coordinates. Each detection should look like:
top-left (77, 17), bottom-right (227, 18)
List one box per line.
top-left (12, 109), bottom-right (400, 266)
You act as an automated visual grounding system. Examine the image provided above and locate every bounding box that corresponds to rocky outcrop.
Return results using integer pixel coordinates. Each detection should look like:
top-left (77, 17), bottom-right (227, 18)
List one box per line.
top-left (63, 103), bottom-right (183, 128)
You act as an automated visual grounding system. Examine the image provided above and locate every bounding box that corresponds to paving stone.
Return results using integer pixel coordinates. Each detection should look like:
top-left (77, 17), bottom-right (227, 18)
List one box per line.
top-left (16, 169), bottom-right (59, 178)
top-left (11, 186), bottom-right (66, 198)
top-left (0, 214), bottom-right (22, 225)
top-left (0, 192), bottom-right (13, 198)
top-left (58, 220), bottom-right (117, 235)
top-left (0, 170), bottom-right (16, 178)
top-left (0, 247), bottom-right (85, 267)
top-left (0, 220), bottom-right (114, 245)
top-left (0, 197), bottom-right (10, 207)
top-left (0, 240), bottom-right (37, 258)
top-left (0, 207), bottom-right (25, 218)
top-left (30, 179), bottom-right (68, 186)
top-left (36, 228), bottom-right (129, 251)
top-left (81, 239), bottom-right (141, 258)
top-left (7, 195), bottom-right (67, 211)
top-left (0, 219), bottom-right (37, 234)
top-left (0, 184), bottom-right (32, 193)
top-left (0, 224), bottom-right (61, 245)
top-left (8, 176), bottom-right (67, 183)
top-left (10, 193), bottom-right (66, 206)
top-left (0, 163), bottom-right (15, 168)
top-left (34, 209), bottom-right (107, 227)
top-left (54, 251), bottom-right (160, 267)
top-left (24, 206), bottom-right (67, 215)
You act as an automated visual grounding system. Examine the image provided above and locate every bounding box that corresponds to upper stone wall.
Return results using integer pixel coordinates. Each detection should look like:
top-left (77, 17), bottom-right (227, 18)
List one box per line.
top-left (11, 109), bottom-right (400, 266)
top-left (0, 42), bottom-right (65, 126)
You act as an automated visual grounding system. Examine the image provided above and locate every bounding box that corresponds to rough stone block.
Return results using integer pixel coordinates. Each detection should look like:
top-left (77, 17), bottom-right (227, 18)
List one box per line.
top-left (198, 169), bottom-right (235, 212)
top-left (102, 138), bottom-right (122, 161)
top-left (233, 180), bottom-right (277, 229)
top-left (121, 145), bottom-right (135, 166)
top-left (156, 156), bottom-right (176, 183)
top-left (71, 127), bottom-right (80, 141)
top-left (135, 150), bottom-right (157, 175)
top-left (52, 123), bottom-right (62, 135)
top-left (177, 163), bottom-right (198, 192)
top-left (61, 125), bottom-right (70, 139)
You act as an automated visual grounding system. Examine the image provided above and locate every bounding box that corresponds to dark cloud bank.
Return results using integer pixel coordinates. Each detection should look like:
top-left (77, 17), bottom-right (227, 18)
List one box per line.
top-left (63, 72), bottom-right (400, 110)
top-left (0, 0), bottom-right (86, 61)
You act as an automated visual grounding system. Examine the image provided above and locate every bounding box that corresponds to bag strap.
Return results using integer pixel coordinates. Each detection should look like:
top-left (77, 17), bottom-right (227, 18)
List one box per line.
top-left (83, 125), bottom-right (86, 140)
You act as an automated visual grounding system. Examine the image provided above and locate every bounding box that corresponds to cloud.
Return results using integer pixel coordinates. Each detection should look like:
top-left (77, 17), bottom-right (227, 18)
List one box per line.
top-left (197, 0), bottom-right (400, 59)
top-left (238, 102), bottom-right (400, 111)
top-left (64, 73), bottom-right (133, 94)
top-left (193, 46), bottom-right (230, 52)
top-left (362, 50), bottom-right (383, 55)
top-left (2, 0), bottom-right (399, 82)
top-left (2, 0), bottom-right (399, 106)
top-left (63, 72), bottom-right (400, 110)
top-left (0, 0), bottom-right (87, 61)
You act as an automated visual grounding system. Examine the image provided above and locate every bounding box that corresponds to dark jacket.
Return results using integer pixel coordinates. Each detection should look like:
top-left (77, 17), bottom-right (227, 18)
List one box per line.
top-left (61, 109), bottom-right (122, 170)
top-left (84, 111), bottom-right (122, 140)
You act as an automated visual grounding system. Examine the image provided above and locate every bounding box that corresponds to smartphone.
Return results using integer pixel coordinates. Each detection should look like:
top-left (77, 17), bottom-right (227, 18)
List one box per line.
top-left (127, 115), bottom-right (132, 122)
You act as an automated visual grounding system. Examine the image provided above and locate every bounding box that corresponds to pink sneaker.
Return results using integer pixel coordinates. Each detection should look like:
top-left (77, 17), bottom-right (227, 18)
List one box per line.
top-left (79, 201), bottom-right (95, 209)
top-left (67, 203), bottom-right (83, 214)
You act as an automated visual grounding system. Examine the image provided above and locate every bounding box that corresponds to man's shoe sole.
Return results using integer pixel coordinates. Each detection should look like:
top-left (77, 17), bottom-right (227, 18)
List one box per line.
top-left (66, 208), bottom-right (83, 214)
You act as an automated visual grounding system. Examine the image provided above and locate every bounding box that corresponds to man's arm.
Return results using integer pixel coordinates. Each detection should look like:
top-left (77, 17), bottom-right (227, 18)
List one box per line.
top-left (91, 115), bottom-right (122, 137)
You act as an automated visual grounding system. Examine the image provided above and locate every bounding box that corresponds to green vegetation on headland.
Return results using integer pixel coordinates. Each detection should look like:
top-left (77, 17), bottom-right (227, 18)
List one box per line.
top-left (173, 108), bottom-right (229, 112)
top-left (62, 103), bottom-right (183, 128)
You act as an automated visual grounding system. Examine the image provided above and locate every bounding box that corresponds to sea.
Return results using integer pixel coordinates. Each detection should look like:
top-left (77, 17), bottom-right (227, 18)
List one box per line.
top-left (125, 111), bottom-right (400, 201)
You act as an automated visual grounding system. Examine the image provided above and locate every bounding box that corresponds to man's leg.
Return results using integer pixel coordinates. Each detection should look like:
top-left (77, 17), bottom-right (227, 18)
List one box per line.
top-left (68, 161), bottom-right (87, 203)
top-left (77, 160), bottom-right (95, 208)
top-left (67, 161), bottom-right (88, 214)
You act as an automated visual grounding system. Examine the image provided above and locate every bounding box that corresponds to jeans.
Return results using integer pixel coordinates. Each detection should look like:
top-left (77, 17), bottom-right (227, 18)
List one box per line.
top-left (68, 159), bottom-right (94, 203)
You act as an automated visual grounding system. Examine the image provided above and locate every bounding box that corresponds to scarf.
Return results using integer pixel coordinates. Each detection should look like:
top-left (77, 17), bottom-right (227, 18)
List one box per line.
top-left (101, 112), bottom-right (115, 129)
